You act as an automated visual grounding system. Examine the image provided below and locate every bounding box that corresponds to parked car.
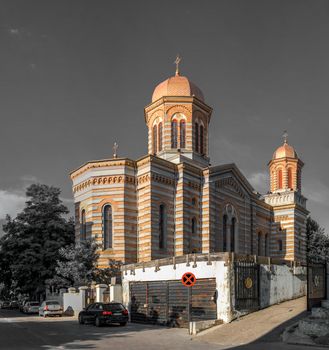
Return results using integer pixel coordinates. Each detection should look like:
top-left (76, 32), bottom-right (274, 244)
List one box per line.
top-left (78, 302), bottom-right (128, 327)
top-left (39, 300), bottom-right (62, 317)
top-left (23, 301), bottom-right (40, 314)
top-left (9, 300), bottom-right (19, 309)
top-left (1, 301), bottom-right (11, 309)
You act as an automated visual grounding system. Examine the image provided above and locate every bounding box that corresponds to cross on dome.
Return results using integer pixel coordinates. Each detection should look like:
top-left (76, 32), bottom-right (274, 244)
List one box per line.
top-left (283, 130), bottom-right (288, 144)
top-left (174, 55), bottom-right (182, 76)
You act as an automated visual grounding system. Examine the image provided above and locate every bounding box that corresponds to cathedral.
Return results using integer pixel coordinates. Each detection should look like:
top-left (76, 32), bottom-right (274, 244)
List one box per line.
top-left (70, 61), bottom-right (308, 267)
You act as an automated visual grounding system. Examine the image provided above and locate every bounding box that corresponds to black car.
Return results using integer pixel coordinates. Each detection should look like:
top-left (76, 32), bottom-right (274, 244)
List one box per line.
top-left (78, 302), bottom-right (129, 327)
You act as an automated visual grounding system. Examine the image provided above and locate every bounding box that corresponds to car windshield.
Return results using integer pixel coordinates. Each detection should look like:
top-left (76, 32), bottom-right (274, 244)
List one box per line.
top-left (103, 303), bottom-right (125, 311)
top-left (46, 301), bottom-right (60, 305)
top-left (30, 302), bottom-right (39, 306)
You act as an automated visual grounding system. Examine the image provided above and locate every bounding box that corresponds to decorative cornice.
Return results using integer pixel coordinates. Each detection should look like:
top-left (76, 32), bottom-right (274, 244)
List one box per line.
top-left (216, 177), bottom-right (246, 199)
top-left (73, 175), bottom-right (135, 193)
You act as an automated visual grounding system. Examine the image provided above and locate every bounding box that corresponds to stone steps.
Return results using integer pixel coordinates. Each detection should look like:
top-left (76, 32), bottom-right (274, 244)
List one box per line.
top-left (311, 306), bottom-right (329, 319)
top-left (321, 300), bottom-right (329, 309)
top-left (298, 318), bottom-right (329, 337)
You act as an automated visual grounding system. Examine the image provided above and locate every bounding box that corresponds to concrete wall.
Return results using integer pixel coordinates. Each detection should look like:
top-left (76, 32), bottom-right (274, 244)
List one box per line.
top-left (258, 264), bottom-right (306, 309)
top-left (63, 287), bottom-right (87, 316)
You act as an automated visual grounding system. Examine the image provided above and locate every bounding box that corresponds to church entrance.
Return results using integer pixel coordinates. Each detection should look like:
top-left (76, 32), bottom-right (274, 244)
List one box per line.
top-left (129, 278), bottom-right (217, 327)
top-left (307, 261), bottom-right (327, 310)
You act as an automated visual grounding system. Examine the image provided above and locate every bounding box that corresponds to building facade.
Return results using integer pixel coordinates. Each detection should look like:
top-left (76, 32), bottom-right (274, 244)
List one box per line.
top-left (70, 66), bottom-right (308, 267)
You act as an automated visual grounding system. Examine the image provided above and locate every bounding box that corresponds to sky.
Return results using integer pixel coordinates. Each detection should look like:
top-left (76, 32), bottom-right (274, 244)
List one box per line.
top-left (0, 0), bottom-right (328, 234)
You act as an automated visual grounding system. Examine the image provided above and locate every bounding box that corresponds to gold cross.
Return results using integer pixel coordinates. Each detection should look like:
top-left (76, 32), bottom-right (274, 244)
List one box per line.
top-left (174, 55), bottom-right (182, 76)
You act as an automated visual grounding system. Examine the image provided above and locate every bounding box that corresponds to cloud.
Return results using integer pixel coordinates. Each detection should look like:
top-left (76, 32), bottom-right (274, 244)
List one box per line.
top-left (247, 171), bottom-right (269, 194)
top-left (303, 181), bottom-right (329, 207)
top-left (0, 189), bottom-right (26, 218)
top-left (8, 28), bottom-right (20, 35)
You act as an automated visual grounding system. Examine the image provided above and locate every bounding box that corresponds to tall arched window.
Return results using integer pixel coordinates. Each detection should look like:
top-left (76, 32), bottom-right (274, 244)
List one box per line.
top-left (230, 217), bottom-right (236, 252)
top-left (159, 204), bottom-right (166, 249)
top-left (200, 125), bottom-right (204, 154)
top-left (180, 120), bottom-right (186, 148)
top-left (288, 168), bottom-right (293, 189)
top-left (258, 233), bottom-right (262, 256)
top-left (158, 122), bottom-right (163, 152)
top-left (277, 169), bottom-right (283, 189)
top-left (278, 239), bottom-right (283, 251)
top-left (81, 209), bottom-right (86, 241)
top-left (191, 217), bottom-right (197, 253)
top-left (103, 205), bottom-right (113, 249)
top-left (194, 123), bottom-right (199, 152)
top-left (171, 120), bottom-right (178, 148)
top-left (264, 233), bottom-right (269, 256)
top-left (152, 125), bottom-right (157, 154)
top-left (223, 215), bottom-right (227, 252)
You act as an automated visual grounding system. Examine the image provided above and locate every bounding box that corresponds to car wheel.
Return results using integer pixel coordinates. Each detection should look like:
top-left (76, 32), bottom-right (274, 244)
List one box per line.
top-left (119, 322), bottom-right (127, 326)
top-left (95, 317), bottom-right (102, 327)
top-left (78, 315), bottom-right (85, 324)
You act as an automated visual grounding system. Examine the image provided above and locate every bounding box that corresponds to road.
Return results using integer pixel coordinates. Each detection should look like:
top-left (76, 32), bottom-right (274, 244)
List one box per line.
top-left (0, 307), bottom-right (324, 350)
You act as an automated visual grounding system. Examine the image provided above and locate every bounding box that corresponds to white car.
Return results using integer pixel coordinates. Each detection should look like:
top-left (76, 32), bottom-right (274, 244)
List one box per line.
top-left (23, 301), bottom-right (40, 314)
top-left (39, 300), bottom-right (63, 317)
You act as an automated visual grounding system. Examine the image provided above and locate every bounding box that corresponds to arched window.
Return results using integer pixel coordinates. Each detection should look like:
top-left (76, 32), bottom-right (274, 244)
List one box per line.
top-left (200, 125), bottom-right (204, 154)
top-left (81, 209), bottom-right (86, 241)
top-left (230, 217), bottom-right (236, 252)
top-left (159, 204), bottom-right (166, 249)
top-left (298, 240), bottom-right (301, 253)
top-left (180, 120), bottom-right (186, 148)
top-left (258, 233), bottom-right (262, 256)
top-left (171, 120), bottom-right (178, 148)
top-left (277, 169), bottom-right (283, 189)
top-left (264, 233), bottom-right (269, 256)
top-left (103, 205), bottom-right (113, 249)
top-left (158, 122), bottom-right (163, 152)
top-left (190, 217), bottom-right (197, 253)
top-left (153, 125), bottom-right (157, 154)
top-left (223, 215), bottom-right (227, 252)
top-left (288, 168), bottom-right (293, 189)
top-left (194, 123), bottom-right (199, 152)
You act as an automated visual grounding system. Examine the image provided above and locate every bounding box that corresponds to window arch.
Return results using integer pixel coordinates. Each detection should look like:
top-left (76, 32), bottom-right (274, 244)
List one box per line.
top-left (200, 125), bottom-right (204, 155)
top-left (159, 204), bottom-right (166, 249)
top-left (81, 209), bottom-right (86, 241)
top-left (277, 169), bottom-right (283, 189)
top-left (223, 215), bottom-right (227, 252)
top-left (194, 123), bottom-right (199, 152)
top-left (171, 120), bottom-right (178, 148)
top-left (180, 120), bottom-right (186, 149)
top-left (103, 205), bottom-right (113, 249)
top-left (288, 168), bottom-right (293, 189)
top-left (152, 125), bottom-right (157, 154)
top-left (230, 217), bottom-right (236, 252)
top-left (158, 122), bottom-right (163, 152)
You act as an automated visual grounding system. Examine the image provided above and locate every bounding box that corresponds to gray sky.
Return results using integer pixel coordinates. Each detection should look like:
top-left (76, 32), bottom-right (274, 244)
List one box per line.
top-left (0, 0), bottom-right (328, 233)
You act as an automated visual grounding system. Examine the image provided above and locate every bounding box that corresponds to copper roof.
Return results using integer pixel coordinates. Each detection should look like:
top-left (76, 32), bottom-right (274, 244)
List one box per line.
top-left (272, 142), bottom-right (298, 159)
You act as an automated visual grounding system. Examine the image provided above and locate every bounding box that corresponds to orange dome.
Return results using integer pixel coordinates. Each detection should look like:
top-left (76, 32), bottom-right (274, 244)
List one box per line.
top-left (152, 75), bottom-right (204, 102)
top-left (273, 142), bottom-right (298, 159)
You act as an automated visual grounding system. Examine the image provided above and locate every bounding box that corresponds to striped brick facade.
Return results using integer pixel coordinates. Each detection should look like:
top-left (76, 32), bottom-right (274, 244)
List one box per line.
top-left (70, 71), bottom-right (308, 266)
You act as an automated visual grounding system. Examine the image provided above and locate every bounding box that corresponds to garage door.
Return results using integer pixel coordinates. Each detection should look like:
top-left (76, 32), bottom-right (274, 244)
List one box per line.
top-left (130, 278), bottom-right (217, 327)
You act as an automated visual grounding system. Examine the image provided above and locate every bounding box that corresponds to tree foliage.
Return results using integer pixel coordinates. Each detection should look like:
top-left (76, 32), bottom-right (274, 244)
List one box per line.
top-left (48, 240), bottom-right (122, 288)
top-left (0, 184), bottom-right (74, 298)
top-left (306, 216), bottom-right (329, 262)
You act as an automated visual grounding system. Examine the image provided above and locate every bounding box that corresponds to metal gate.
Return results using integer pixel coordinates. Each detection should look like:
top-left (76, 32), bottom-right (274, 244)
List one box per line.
top-left (234, 260), bottom-right (260, 311)
top-left (130, 278), bottom-right (217, 327)
top-left (307, 262), bottom-right (327, 310)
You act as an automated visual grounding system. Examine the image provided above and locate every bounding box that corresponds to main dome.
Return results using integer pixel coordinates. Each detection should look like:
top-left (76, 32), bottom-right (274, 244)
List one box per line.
top-left (152, 75), bottom-right (205, 103)
top-left (272, 142), bottom-right (298, 160)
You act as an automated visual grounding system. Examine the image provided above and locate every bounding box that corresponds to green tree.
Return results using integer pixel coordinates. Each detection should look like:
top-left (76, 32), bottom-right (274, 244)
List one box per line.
top-left (0, 184), bottom-right (74, 299)
top-left (306, 216), bottom-right (329, 262)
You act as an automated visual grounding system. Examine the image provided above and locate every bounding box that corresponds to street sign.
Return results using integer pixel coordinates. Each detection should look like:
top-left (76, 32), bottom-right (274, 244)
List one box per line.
top-left (181, 272), bottom-right (196, 287)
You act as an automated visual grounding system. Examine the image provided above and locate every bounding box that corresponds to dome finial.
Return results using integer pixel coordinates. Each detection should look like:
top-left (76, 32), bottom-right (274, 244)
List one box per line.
top-left (283, 130), bottom-right (288, 144)
top-left (174, 54), bottom-right (182, 76)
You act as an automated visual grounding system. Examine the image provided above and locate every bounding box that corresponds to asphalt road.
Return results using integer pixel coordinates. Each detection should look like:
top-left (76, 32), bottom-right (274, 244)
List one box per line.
top-left (0, 308), bottom-right (323, 350)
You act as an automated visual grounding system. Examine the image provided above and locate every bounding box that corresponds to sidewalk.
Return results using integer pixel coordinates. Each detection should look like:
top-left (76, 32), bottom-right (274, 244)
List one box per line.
top-left (193, 297), bottom-right (324, 349)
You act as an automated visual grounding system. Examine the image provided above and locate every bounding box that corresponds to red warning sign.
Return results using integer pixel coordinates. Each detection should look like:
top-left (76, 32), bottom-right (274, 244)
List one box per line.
top-left (181, 272), bottom-right (196, 287)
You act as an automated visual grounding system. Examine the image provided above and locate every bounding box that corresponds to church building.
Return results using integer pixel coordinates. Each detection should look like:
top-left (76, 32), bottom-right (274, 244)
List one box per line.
top-left (70, 61), bottom-right (308, 267)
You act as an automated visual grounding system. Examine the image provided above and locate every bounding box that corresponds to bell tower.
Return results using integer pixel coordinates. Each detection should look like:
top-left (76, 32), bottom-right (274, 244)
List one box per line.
top-left (264, 132), bottom-right (308, 262)
top-left (144, 57), bottom-right (212, 166)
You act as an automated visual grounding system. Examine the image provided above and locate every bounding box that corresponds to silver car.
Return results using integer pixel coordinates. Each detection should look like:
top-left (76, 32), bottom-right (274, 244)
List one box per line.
top-left (39, 300), bottom-right (63, 317)
top-left (23, 301), bottom-right (40, 314)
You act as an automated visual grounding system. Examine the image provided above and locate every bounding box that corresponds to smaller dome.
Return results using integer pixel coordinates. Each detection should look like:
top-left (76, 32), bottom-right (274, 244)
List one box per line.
top-left (273, 142), bottom-right (298, 160)
top-left (152, 75), bottom-right (204, 103)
